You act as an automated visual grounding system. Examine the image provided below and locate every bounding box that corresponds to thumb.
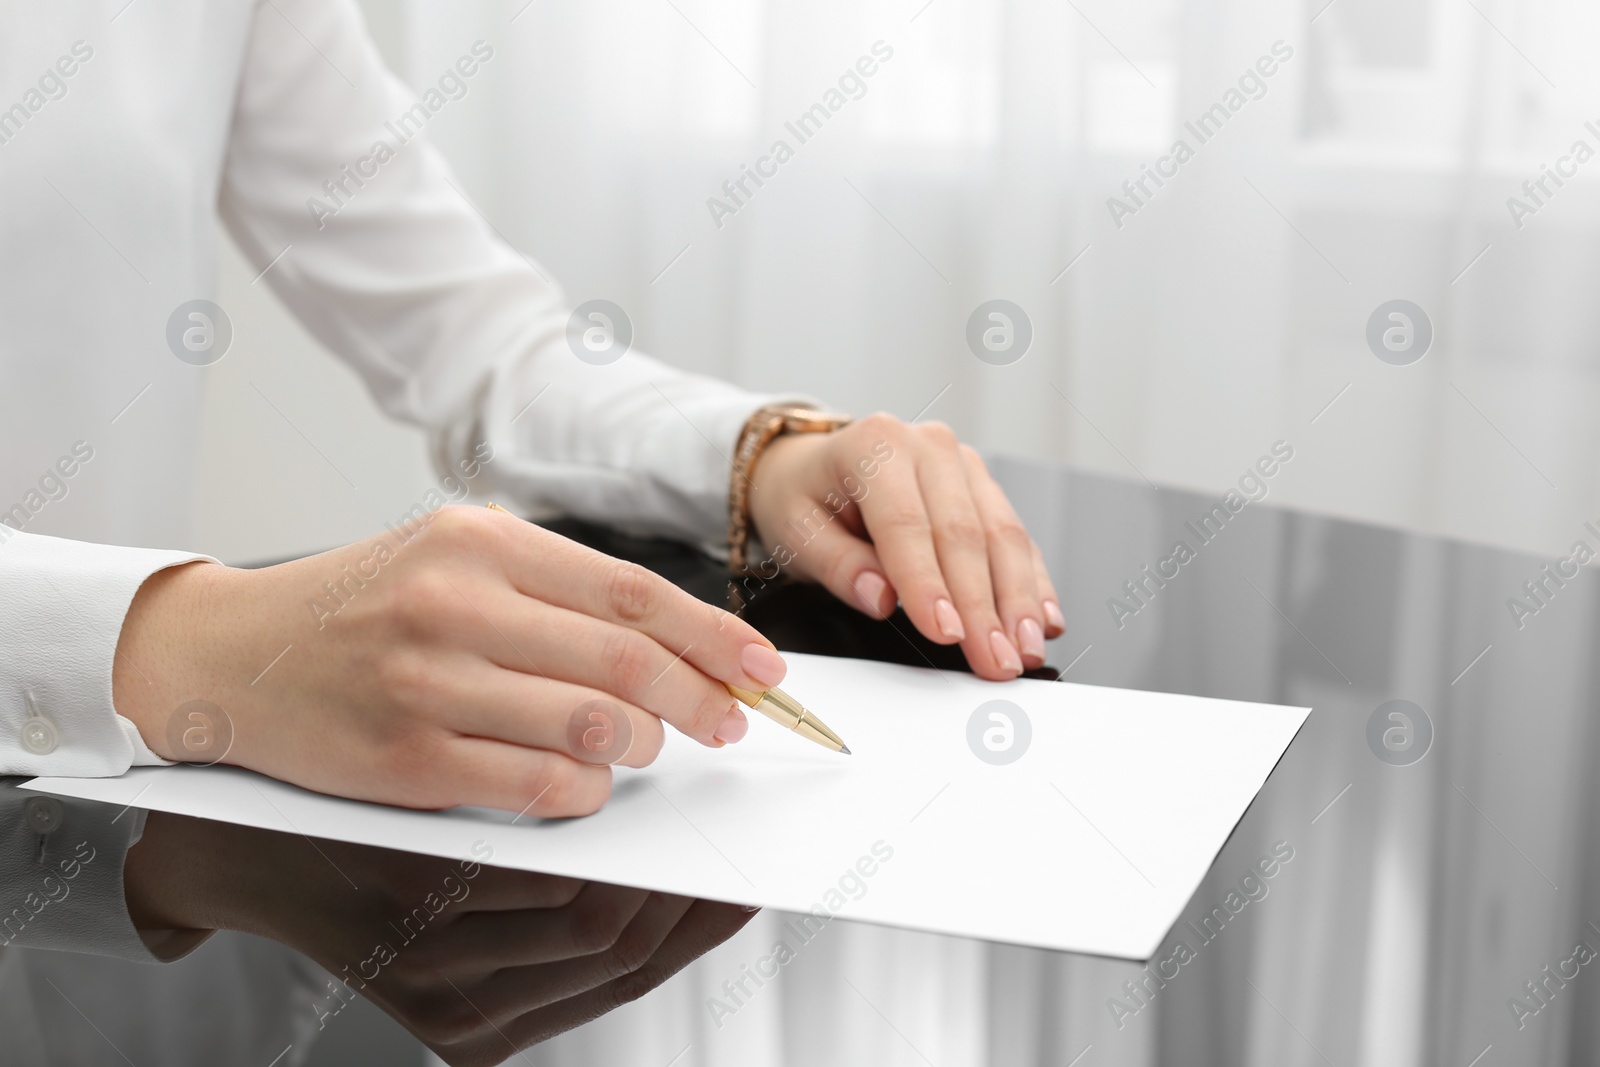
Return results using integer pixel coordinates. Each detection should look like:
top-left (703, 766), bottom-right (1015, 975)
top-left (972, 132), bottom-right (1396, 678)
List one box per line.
top-left (784, 519), bottom-right (897, 619)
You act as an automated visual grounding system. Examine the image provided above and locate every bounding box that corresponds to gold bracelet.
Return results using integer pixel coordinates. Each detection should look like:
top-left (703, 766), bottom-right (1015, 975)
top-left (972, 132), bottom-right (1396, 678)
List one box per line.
top-left (726, 404), bottom-right (851, 607)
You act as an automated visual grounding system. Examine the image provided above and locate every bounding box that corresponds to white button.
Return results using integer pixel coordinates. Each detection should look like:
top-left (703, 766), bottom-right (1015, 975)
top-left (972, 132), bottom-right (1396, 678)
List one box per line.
top-left (24, 797), bottom-right (63, 835)
top-left (22, 716), bottom-right (59, 755)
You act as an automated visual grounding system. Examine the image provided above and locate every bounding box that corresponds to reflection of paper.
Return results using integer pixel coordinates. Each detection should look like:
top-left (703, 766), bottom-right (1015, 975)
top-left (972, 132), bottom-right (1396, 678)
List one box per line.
top-left (27, 653), bottom-right (1307, 960)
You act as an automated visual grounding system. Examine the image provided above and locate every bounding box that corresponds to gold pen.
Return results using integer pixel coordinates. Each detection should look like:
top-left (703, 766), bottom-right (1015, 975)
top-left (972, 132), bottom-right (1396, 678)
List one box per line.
top-left (486, 503), bottom-right (851, 755)
top-left (725, 683), bottom-right (850, 755)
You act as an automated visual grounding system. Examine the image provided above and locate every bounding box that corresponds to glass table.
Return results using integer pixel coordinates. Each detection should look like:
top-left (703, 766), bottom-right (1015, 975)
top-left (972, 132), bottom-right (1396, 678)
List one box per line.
top-left (6, 459), bottom-right (1595, 1066)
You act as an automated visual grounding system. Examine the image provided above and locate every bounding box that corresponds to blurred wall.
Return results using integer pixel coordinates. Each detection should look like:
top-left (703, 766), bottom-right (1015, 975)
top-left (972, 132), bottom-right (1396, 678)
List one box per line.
top-left (196, 0), bottom-right (1600, 567)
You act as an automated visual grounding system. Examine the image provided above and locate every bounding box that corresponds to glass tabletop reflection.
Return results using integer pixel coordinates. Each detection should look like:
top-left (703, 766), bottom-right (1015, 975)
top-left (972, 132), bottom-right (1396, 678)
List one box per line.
top-left (6, 458), bottom-right (1596, 1066)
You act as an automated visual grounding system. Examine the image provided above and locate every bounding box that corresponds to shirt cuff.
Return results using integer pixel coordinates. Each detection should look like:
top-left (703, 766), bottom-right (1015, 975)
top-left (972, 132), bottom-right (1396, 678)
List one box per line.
top-left (0, 793), bottom-right (173, 963)
top-left (0, 529), bottom-right (216, 778)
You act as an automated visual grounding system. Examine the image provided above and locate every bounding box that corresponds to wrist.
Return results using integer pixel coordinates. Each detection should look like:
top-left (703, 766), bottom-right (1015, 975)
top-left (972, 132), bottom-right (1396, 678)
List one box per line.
top-left (113, 560), bottom-right (242, 761)
top-left (747, 432), bottom-right (829, 555)
top-left (124, 810), bottom-right (288, 942)
top-left (728, 406), bottom-right (850, 580)
top-left (123, 811), bottom-right (216, 935)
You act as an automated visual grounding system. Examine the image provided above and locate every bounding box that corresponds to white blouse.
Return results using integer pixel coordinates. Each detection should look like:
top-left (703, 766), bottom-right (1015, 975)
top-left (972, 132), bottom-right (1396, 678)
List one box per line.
top-left (0, 0), bottom-right (799, 783)
top-left (1, 6), bottom-right (869, 1065)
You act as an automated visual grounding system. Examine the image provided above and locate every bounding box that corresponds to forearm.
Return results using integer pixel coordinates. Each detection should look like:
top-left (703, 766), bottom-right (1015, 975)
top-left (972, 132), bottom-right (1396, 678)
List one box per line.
top-left (431, 336), bottom-right (816, 549)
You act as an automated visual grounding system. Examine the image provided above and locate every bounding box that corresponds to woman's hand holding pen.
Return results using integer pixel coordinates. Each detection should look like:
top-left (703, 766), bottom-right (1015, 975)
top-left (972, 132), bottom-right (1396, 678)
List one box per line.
top-left (112, 506), bottom-right (787, 817)
top-left (111, 416), bottom-right (1054, 817)
top-left (747, 414), bottom-right (1064, 680)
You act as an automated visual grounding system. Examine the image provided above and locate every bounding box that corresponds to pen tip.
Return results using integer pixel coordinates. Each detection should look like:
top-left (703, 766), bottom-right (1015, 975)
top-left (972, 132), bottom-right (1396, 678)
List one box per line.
top-left (839, 745), bottom-right (852, 756)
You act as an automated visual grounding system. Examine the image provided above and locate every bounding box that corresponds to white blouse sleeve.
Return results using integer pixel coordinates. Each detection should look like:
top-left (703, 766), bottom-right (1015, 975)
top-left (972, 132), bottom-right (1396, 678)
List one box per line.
top-left (0, 529), bottom-right (211, 778)
top-left (218, 0), bottom-right (811, 550)
top-left (0, 791), bottom-right (178, 963)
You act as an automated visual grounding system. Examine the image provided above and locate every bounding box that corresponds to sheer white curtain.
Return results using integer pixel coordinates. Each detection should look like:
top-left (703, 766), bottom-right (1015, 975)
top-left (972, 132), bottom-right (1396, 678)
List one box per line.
top-left (389, 2), bottom-right (1598, 1064)
top-left (400, 0), bottom-right (1600, 562)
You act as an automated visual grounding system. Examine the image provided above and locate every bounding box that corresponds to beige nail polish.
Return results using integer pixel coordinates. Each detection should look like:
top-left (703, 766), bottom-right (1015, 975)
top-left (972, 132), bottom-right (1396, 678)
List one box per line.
top-left (855, 570), bottom-right (889, 616)
top-left (989, 630), bottom-right (1022, 673)
top-left (934, 598), bottom-right (965, 641)
top-left (714, 703), bottom-right (749, 744)
top-left (1018, 617), bottom-right (1046, 662)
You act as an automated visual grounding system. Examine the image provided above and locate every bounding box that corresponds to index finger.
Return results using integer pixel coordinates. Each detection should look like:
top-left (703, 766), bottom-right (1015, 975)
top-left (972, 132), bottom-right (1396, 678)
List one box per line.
top-left (482, 511), bottom-right (789, 694)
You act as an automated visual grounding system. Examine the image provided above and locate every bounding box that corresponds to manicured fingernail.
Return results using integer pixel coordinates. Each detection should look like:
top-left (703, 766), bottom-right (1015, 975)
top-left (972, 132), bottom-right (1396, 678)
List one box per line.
top-left (854, 570), bottom-right (889, 617)
top-left (714, 704), bottom-right (748, 744)
top-left (1043, 600), bottom-right (1065, 632)
top-left (933, 598), bottom-right (965, 641)
top-left (740, 643), bottom-right (787, 689)
top-left (1018, 617), bottom-right (1046, 662)
top-left (989, 630), bottom-right (1023, 674)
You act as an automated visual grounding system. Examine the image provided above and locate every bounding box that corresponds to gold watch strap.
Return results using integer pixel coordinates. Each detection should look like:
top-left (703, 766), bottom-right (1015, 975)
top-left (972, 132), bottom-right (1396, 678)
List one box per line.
top-left (726, 404), bottom-right (851, 607)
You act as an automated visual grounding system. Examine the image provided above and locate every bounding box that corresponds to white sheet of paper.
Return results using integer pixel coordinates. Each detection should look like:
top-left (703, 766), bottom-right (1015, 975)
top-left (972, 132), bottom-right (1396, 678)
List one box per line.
top-left (26, 653), bottom-right (1307, 960)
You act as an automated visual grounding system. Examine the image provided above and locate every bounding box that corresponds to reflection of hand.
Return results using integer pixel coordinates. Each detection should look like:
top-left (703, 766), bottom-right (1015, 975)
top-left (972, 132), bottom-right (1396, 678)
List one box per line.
top-left (125, 812), bottom-right (756, 1065)
top-left (113, 506), bottom-right (792, 815)
top-left (748, 416), bottom-right (1064, 680)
